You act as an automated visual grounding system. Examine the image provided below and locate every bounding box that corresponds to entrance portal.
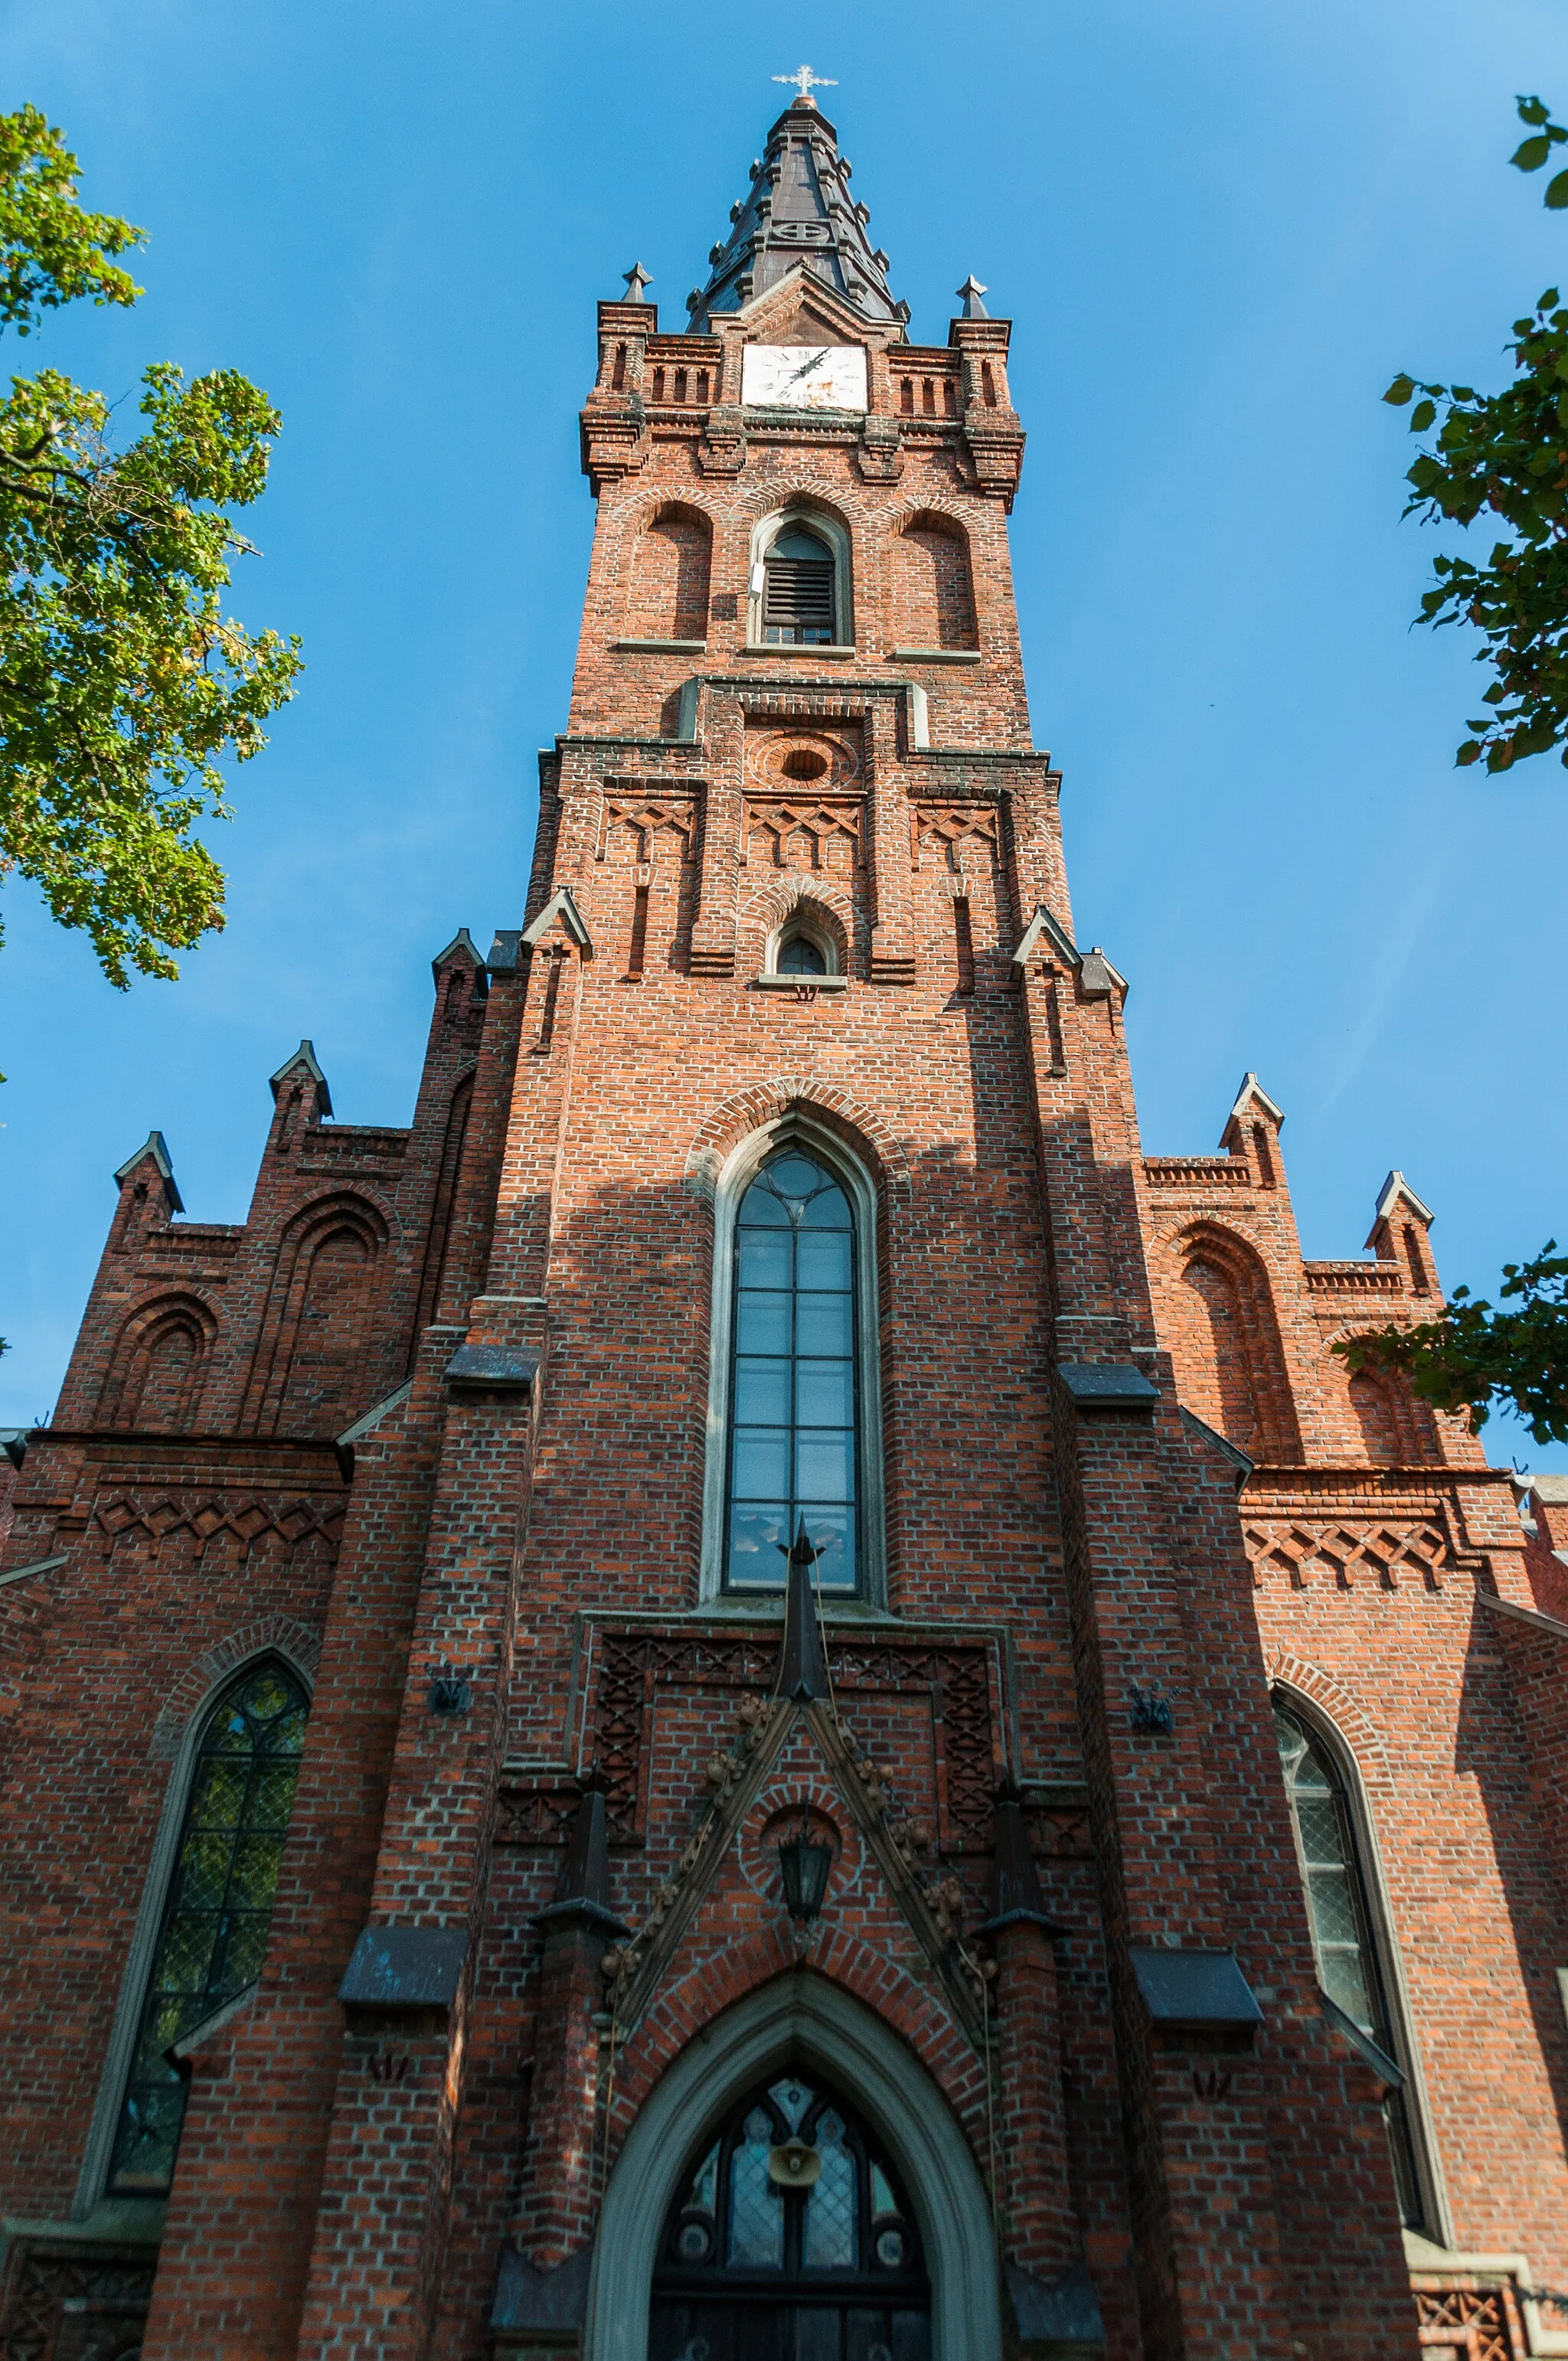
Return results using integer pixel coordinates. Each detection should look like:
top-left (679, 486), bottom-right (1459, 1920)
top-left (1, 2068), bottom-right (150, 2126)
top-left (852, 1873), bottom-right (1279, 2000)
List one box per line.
top-left (648, 2071), bottom-right (931, 2360)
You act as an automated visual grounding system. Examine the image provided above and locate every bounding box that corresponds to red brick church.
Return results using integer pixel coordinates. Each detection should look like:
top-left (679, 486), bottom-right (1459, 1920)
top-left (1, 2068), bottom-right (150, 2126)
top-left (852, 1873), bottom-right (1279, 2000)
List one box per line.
top-left (2, 80), bottom-right (1565, 2361)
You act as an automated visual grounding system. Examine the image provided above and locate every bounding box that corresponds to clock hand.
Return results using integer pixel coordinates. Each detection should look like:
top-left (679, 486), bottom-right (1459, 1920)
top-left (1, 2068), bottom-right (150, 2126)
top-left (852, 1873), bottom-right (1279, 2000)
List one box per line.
top-left (784, 351), bottom-right (830, 384)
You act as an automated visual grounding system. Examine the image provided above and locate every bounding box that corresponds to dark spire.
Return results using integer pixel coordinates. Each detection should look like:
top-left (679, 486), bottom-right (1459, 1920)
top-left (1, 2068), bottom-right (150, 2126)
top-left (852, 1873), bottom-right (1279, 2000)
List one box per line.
top-left (621, 261), bottom-right (653, 305)
top-left (775, 1523), bottom-right (831, 1703)
top-left (956, 274), bottom-right (989, 319)
top-left (688, 96), bottom-right (907, 334)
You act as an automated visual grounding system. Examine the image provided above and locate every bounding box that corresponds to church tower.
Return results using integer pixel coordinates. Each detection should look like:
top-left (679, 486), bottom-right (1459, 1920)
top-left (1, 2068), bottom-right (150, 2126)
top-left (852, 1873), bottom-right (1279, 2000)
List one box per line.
top-left (2, 80), bottom-right (1566, 2361)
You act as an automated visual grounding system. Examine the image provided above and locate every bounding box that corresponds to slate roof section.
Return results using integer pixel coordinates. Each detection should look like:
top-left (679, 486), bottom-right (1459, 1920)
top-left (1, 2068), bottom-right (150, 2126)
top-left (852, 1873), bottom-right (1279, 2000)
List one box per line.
top-left (688, 96), bottom-right (907, 333)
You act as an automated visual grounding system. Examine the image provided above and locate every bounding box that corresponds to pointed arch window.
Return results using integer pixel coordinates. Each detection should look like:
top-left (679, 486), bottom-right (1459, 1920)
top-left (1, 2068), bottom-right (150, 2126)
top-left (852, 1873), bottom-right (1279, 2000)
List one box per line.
top-left (725, 1148), bottom-right (860, 1595)
top-left (107, 1661), bottom-right (309, 2194)
top-left (1272, 1696), bottom-right (1427, 2229)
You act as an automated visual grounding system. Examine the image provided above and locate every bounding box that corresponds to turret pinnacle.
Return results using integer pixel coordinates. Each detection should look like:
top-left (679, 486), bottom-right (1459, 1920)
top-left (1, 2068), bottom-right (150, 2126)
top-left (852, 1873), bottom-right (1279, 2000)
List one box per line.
top-left (687, 95), bottom-right (908, 335)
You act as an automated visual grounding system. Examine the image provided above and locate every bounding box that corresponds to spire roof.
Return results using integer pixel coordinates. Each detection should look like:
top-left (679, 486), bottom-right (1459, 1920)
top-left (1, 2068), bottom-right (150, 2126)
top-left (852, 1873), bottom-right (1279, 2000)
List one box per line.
top-left (688, 96), bottom-right (907, 335)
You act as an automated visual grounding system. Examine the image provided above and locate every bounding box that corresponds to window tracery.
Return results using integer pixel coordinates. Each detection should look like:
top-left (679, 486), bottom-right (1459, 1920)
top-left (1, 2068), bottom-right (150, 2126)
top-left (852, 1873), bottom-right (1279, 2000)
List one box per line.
top-left (724, 1149), bottom-right (860, 1595)
top-left (651, 2072), bottom-right (928, 2356)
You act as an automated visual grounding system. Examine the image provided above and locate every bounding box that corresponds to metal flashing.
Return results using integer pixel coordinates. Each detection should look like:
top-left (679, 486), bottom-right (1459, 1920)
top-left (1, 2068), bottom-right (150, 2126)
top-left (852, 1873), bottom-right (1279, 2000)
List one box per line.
top-left (1129, 1946), bottom-right (1263, 2029)
top-left (338, 1925), bottom-right (468, 2012)
top-left (112, 1131), bottom-right (184, 1213)
top-left (521, 887), bottom-right (593, 955)
top-left (444, 1345), bottom-right (540, 1393)
top-left (1057, 1363), bottom-right (1158, 1411)
top-left (268, 1040), bottom-right (332, 1118)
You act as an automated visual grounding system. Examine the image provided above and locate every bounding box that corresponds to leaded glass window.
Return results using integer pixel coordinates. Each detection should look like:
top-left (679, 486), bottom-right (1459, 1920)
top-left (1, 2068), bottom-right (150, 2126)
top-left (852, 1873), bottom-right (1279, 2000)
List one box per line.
top-left (1273, 1696), bottom-right (1425, 2229)
top-left (651, 2072), bottom-right (929, 2359)
top-left (108, 1661), bottom-right (309, 2194)
top-left (725, 1148), bottom-right (858, 1595)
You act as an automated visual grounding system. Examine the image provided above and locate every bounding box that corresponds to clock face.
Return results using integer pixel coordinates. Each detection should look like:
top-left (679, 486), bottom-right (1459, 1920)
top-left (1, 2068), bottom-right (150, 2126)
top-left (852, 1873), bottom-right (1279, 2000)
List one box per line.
top-left (741, 345), bottom-right (867, 413)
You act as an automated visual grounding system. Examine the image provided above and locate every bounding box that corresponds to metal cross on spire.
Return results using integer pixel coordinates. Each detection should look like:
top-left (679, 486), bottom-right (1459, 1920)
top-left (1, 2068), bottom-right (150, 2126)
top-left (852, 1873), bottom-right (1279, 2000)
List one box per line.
top-left (773, 64), bottom-right (837, 105)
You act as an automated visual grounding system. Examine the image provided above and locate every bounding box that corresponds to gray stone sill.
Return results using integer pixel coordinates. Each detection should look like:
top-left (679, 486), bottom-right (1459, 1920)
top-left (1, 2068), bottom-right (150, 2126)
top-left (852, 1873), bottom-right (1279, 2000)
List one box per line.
top-left (753, 973), bottom-right (850, 992)
top-left (889, 648), bottom-right (983, 664)
top-left (738, 643), bottom-right (857, 658)
top-left (612, 638), bottom-right (706, 653)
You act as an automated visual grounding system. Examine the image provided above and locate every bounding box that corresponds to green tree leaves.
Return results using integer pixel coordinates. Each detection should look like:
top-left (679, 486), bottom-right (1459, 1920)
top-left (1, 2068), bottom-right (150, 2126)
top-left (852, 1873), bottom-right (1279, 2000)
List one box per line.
top-left (0, 106), bottom-right (299, 997)
top-left (1511, 96), bottom-right (1568, 207)
top-left (1388, 99), bottom-right (1568, 774)
top-left (0, 106), bottom-right (142, 335)
top-left (1334, 1244), bottom-right (1568, 1445)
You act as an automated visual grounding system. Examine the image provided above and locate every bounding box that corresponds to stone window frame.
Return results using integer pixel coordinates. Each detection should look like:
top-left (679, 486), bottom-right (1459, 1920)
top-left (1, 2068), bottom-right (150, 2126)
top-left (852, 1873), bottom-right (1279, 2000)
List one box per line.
top-left (764, 910), bottom-right (842, 979)
top-left (74, 1641), bottom-right (315, 2220)
top-left (1270, 1680), bottom-right (1452, 2246)
top-left (699, 1113), bottom-right (886, 1612)
top-left (747, 505), bottom-right (854, 651)
top-left (582, 1970), bottom-right (1002, 2360)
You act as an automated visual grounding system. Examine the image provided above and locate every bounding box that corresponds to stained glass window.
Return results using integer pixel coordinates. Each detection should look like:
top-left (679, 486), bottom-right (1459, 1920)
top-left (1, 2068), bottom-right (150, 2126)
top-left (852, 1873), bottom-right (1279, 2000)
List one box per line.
top-left (108, 1661), bottom-right (309, 2194)
top-left (726, 1149), bottom-right (858, 1595)
top-left (1273, 1696), bottom-right (1425, 2229)
top-left (654, 2072), bottom-right (926, 2322)
top-left (727, 2108), bottom-right (784, 2267)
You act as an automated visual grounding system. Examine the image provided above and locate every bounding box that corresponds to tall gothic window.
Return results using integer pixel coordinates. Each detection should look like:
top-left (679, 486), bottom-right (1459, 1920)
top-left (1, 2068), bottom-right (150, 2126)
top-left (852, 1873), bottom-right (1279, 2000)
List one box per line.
top-left (649, 2072), bottom-right (929, 2358)
top-left (725, 1149), bottom-right (859, 1595)
top-left (763, 525), bottom-right (837, 644)
top-left (1272, 1696), bottom-right (1426, 2228)
top-left (107, 1661), bottom-right (309, 2194)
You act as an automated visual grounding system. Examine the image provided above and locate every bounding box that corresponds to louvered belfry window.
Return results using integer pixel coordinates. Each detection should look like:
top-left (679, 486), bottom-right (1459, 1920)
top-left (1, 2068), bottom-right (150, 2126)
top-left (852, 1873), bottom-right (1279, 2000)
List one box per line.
top-left (763, 527), bottom-right (836, 645)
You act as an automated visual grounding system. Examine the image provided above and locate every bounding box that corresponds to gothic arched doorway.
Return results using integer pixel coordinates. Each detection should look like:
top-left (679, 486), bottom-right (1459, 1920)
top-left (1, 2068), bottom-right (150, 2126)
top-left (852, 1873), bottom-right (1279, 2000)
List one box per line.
top-left (648, 2070), bottom-right (931, 2359)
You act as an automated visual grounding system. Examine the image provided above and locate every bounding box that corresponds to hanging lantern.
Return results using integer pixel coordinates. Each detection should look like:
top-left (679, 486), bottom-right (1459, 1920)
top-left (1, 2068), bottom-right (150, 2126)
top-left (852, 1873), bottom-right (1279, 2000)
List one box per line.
top-left (777, 1830), bottom-right (833, 1922)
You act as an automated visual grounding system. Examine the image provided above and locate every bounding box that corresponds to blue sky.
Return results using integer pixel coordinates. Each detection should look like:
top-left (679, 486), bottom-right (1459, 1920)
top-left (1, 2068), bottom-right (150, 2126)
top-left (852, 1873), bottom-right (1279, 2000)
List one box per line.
top-left (2, 0), bottom-right (1565, 1468)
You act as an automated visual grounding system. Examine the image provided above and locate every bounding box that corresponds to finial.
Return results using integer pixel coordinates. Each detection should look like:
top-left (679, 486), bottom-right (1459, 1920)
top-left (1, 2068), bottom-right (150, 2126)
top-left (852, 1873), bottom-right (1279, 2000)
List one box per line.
top-left (773, 64), bottom-right (837, 106)
top-left (621, 261), bottom-right (653, 303)
top-left (774, 1519), bottom-right (831, 1703)
top-left (956, 274), bottom-right (989, 319)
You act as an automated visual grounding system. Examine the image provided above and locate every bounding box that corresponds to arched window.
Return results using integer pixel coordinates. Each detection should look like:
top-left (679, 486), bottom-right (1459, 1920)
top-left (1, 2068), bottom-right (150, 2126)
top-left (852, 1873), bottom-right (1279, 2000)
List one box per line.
top-left (650, 2071), bottom-right (929, 2357)
top-left (107, 1661), bottom-right (309, 2194)
top-left (1272, 1696), bottom-right (1426, 2228)
top-left (767, 914), bottom-right (838, 978)
top-left (762, 526), bottom-right (837, 645)
top-left (725, 1148), bottom-right (860, 1595)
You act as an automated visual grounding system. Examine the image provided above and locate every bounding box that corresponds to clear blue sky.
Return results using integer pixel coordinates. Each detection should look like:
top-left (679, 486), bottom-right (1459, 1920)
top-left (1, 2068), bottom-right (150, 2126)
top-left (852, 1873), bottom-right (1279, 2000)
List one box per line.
top-left (2, 0), bottom-right (1566, 1470)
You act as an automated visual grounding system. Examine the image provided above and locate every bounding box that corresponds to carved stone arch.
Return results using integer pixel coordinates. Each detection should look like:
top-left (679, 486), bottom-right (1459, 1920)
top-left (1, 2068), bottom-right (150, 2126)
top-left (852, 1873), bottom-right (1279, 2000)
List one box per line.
top-left (626, 498), bottom-right (713, 642)
top-left (893, 505), bottom-right (978, 650)
top-left (1172, 1220), bottom-right (1302, 1462)
top-left (100, 1291), bottom-right (219, 1432)
top-left (737, 877), bottom-right (856, 978)
top-left (242, 1191), bottom-right (392, 1438)
top-left (582, 1968), bottom-right (1002, 2361)
top-left (684, 1078), bottom-right (913, 1205)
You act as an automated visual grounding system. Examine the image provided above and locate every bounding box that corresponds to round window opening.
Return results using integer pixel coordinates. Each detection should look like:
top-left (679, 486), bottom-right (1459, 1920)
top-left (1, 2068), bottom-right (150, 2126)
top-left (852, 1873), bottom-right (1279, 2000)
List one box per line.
top-left (781, 746), bottom-right (829, 781)
top-left (775, 932), bottom-right (828, 976)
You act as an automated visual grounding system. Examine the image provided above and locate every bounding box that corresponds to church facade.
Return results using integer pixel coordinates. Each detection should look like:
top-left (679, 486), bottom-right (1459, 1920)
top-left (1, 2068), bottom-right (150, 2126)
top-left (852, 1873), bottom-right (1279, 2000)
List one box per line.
top-left (2, 86), bottom-right (1566, 2361)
